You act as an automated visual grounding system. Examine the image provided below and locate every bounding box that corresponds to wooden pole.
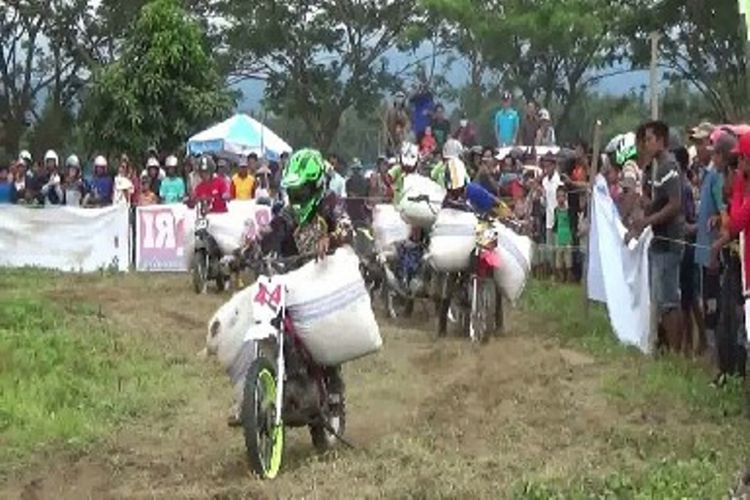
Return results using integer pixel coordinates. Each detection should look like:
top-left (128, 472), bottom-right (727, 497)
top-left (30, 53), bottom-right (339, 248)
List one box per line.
top-left (583, 120), bottom-right (603, 317)
top-left (649, 32), bottom-right (660, 120)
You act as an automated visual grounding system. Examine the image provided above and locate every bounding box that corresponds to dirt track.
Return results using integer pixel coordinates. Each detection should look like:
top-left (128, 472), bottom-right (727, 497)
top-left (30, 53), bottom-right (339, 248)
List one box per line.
top-left (0, 274), bottom-right (713, 498)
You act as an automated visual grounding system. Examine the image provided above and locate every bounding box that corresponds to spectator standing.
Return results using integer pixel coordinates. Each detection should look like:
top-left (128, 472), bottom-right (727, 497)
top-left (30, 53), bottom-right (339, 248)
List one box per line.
top-left (25, 161), bottom-right (48, 205)
top-left (0, 165), bottom-right (17, 203)
top-left (386, 91), bottom-right (411, 154)
top-left (113, 162), bottom-right (135, 207)
top-left (345, 158), bottom-right (370, 227)
top-left (494, 91), bottom-right (520, 147)
top-left (88, 156), bottom-right (114, 207)
top-left (120, 155), bottom-right (141, 205)
top-left (420, 126), bottom-right (437, 156)
top-left (194, 156), bottom-right (229, 213)
top-left (185, 156), bottom-right (201, 197)
top-left (159, 155), bottom-right (186, 204)
top-left (453, 116), bottom-right (477, 148)
top-left (674, 146), bottom-right (705, 356)
top-left (12, 160), bottom-right (29, 202)
top-left (553, 186), bottom-right (573, 282)
top-left (18, 150), bottom-right (32, 171)
top-left (688, 122), bottom-right (714, 179)
top-left (215, 158), bottom-right (232, 193)
top-left (327, 154), bottom-right (347, 198)
top-left (138, 178), bottom-right (159, 206)
top-left (696, 133), bottom-right (734, 366)
top-left (541, 152), bottom-right (564, 275)
top-left (62, 155), bottom-right (88, 206)
top-left (628, 121), bottom-right (685, 353)
top-left (370, 156), bottom-right (393, 202)
top-left (409, 84), bottom-right (434, 142)
top-left (231, 158), bottom-right (255, 200)
top-left (430, 104), bottom-right (451, 152)
top-left (253, 164), bottom-right (272, 200)
top-left (144, 157), bottom-right (162, 196)
top-left (535, 109), bottom-right (557, 146)
top-left (41, 150), bottom-right (63, 206)
top-left (519, 100), bottom-right (539, 146)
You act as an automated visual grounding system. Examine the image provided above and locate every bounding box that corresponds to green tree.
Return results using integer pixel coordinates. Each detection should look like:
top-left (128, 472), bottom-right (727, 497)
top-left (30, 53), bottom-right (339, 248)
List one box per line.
top-left (624, 0), bottom-right (748, 121)
top-left (218, 0), bottom-right (421, 151)
top-left (424, 0), bottom-right (626, 133)
top-left (79, 0), bottom-right (234, 156)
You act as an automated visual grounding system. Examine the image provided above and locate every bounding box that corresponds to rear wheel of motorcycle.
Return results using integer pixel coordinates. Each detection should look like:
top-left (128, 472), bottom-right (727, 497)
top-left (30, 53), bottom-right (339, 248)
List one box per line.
top-left (470, 277), bottom-right (497, 344)
top-left (241, 357), bottom-right (285, 479)
top-left (191, 251), bottom-right (208, 294)
top-left (310, 391), bottom-right (346, 453)
top-left (215, 272), bottom-right (227, 293)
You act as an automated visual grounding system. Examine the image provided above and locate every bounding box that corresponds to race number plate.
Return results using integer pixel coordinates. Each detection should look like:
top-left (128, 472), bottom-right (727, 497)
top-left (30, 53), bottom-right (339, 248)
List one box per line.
top-left (196, 218), bottom-right (209, 231)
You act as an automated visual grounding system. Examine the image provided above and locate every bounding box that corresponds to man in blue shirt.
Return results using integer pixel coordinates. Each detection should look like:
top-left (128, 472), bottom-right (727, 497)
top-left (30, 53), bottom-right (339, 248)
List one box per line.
top-left (0, 165), bottom-right (17, 203)
top-left (494, 91), bottom-right (520, 147)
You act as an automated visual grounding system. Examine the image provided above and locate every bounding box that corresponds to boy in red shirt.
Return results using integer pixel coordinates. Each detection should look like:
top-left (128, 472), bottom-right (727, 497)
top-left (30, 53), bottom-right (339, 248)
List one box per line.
top-left (193, 156), bottom-right (229, 213)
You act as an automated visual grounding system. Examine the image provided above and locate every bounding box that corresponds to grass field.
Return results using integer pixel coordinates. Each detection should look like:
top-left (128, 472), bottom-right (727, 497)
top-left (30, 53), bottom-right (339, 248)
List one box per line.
top-left (1, 270), bottom-right (749, 498)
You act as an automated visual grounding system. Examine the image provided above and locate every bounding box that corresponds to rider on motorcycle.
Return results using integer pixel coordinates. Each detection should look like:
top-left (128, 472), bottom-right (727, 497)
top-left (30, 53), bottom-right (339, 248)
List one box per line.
top-left (257, 148), bottom-right (352, 409)
top-left (387, 142), bottom-right (420, 204)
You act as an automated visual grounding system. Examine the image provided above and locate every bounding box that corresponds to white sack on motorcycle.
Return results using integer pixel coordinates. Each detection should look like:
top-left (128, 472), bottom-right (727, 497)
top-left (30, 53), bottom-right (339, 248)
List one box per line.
top-left (372, 203), bottom-right (411, 252)
top-left (285, 246), bottom-right (383, 366)
top-left (493, 223), bottom-right (533, 304)
top-left (428, 208), bottom-right (478, 272)
top-left (398, 174), bottom-right (445, 229)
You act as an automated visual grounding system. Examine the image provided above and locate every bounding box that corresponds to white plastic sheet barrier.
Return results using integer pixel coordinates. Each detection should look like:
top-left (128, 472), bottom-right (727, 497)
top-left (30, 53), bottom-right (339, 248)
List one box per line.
top-left (0, 205), bottom-right (130, 272)
top-left (587, 174), bottom-right (652, 354)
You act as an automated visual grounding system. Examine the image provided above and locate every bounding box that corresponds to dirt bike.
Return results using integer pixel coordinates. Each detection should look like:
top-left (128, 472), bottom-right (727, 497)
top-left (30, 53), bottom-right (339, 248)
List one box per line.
top-left (241, 253), bottom-right (346, 479)
top-left (437, 217), bottom-right (502, 343)
top-left (351, 224), bottom-right (384, 299)
top-left (191, 200), bottom-right (230, 294)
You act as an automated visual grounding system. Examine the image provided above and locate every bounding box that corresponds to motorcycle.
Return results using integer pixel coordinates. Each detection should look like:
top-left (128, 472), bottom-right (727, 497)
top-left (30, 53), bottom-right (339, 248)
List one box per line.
top-left (241, 254), bottom-right (346, 479)
top-left (378, 233), bottom-right (435, 319)
top-left (191, 200), bottom-right (230, 294)
top-left (437, 217), bottom-right (503, 343)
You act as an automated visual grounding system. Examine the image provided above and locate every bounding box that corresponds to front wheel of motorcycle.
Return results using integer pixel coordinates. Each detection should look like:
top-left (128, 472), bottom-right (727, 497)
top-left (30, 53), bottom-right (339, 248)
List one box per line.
top-left (241, 357), bottom-right (285, 479)
top-left (470, 277), bottom-right (497, 344)
top-left (191, 250), bottom-right (208, 294)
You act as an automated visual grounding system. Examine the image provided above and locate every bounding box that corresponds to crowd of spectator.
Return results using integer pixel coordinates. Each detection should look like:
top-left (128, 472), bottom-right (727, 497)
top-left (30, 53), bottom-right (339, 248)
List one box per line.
top-left (0, 148), bottom-right (287, 209)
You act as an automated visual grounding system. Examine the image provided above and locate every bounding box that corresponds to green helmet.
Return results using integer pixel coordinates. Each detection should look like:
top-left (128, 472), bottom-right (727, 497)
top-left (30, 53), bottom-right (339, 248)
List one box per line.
top-left (615, 132), bottom-right (638, 166)
top-left (281, 148), bottom-right (326, 224)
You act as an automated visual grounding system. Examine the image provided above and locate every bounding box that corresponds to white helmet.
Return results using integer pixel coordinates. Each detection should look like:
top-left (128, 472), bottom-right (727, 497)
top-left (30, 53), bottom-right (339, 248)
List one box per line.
top-left (400, 142), bottom-right (419, 169)
top-left (538, 108), bottom-right (551, 121)
top-left (165, 155), bottom-right (179, 168)
top-left (65, 154), bottom-right (80, 168)
top-left (94, 155), bottom-right (107, 167)
top-left (44, 150), bottom-right (59, 165)
top-left (442, 137), bottom-right (463, 159)
top-left (19, 150), bottom-right (32, 163)
top-left (445, 157), bottom-right (468, 191)
top-left (605, 133), bottom-right (624, 154)
top-left (146, 157), bottom-right (160, 168)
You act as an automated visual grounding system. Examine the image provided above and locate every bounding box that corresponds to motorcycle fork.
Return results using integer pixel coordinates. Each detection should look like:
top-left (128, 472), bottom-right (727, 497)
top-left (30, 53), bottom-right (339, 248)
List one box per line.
top-left (274, 312), bottom-right (286, 427)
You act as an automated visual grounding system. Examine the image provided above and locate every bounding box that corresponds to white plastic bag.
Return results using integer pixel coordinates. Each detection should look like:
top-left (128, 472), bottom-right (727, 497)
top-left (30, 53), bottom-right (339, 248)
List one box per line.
top-left (429, 208), bottom-right (478, 272)
top-left (398, 174), bottom-right (445, 229)
top-left (493, 223), bottom-right (533, 304)
top-left (286, 246), bottom-right (382, 366)
top-left (205, 283), bottom-right (259, 413)
top-left (372, 204), bottom-right (411, 252)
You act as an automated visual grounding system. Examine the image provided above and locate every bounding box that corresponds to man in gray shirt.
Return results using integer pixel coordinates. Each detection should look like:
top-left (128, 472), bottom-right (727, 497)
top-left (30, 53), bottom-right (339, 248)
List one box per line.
top-left (627, 121), bottom-right (684, 353)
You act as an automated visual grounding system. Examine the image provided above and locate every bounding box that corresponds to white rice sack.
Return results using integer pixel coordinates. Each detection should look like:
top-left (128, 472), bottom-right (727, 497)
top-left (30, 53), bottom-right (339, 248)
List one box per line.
top-left (206, 283), bottom-right (259, 411)
top-left (372, 204), bottom-right (411, 252)
top-left (429, 208), bottom-right (478, 272)
top-left (286, 246), bottom-right (382, 366)
top-left (205, 201), bottom-right (273, 255)
top-left (398, 174), bottom-right (445, 229)
top-left (493, 223), bottom-right (533, 304)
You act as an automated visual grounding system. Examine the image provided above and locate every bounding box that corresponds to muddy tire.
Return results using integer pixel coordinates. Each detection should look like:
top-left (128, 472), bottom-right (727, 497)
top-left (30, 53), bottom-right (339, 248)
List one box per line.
top-left (470, 277), bottom-right (497, 344)
top-left (241, 357), bottom-right (284, 479)
top-left (191, 251), bottom-right (208, 294)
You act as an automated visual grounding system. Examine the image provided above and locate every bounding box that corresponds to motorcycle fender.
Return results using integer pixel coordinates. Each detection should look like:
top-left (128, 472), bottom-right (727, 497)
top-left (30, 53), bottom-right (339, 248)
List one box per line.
top-left (479, 249), bottom-right (501, 273)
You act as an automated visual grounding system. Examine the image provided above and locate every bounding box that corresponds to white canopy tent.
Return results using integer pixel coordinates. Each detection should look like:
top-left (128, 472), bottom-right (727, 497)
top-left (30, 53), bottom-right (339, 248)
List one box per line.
top-left (187, 114), bottom-right (292, 161)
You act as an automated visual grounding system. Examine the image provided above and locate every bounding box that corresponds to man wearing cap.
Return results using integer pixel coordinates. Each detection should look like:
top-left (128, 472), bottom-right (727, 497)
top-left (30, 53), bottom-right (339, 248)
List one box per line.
top-left (386, 91), bottom-right (411, 154)
top-left (629, 120), bottom-right (684, 353)
top-left (160, 155), bottom-right (187, 204)
top-left (231, 156), bottom-right (256, 200)
top-left (689, 122), bottom-right (714, 178)
top-left (695, 132), bottom-right (733, 366)
top-left (541, 151), bottom-right (564, 275)
top-left (494, 91), bottom-right (520, 147)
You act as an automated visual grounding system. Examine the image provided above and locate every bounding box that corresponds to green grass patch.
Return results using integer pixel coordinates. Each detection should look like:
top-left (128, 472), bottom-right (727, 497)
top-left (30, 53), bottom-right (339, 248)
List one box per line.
top-left (517, 280), bottom-right (750, 497)
top-left (0, 272), bottom-right (192, 469)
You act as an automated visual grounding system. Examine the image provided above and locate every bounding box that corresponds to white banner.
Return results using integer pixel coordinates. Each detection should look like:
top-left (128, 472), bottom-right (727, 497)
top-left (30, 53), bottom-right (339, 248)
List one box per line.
top-left (0, 205), bottom-right (130, 272)
top-left (587, 174), bottom-right (652, 353)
